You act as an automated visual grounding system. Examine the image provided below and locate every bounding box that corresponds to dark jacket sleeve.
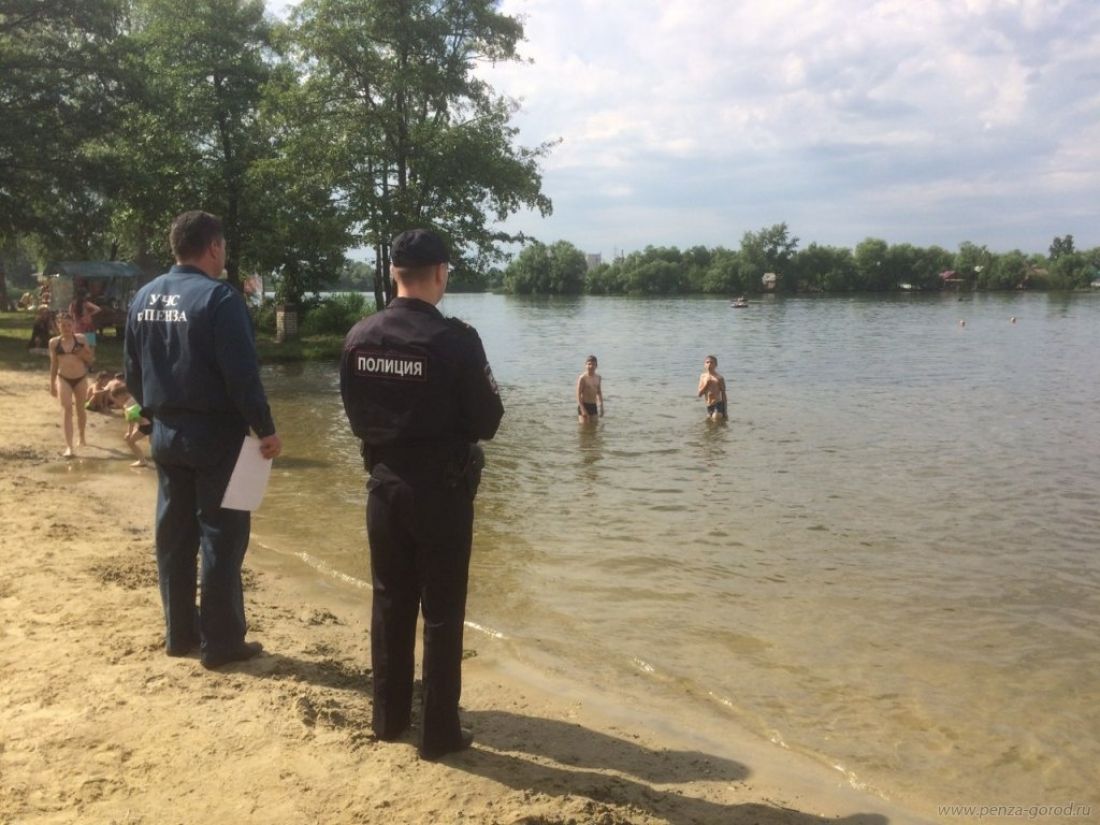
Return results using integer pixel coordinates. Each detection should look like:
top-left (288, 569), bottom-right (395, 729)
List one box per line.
top-left (212, 287), bottom-right (276, 437)
top-left (458, 329), bottom-right (504, 441)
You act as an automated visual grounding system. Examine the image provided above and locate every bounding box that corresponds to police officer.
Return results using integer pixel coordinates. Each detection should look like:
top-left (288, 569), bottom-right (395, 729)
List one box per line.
top-left (340, 228), bottom-right (503, 760)
top-left (124, 210), bottom-right (282, 669)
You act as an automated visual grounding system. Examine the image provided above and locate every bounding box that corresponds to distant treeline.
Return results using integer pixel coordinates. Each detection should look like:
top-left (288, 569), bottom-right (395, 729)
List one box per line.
top-left (502, 224), bottom-right (1100, 295)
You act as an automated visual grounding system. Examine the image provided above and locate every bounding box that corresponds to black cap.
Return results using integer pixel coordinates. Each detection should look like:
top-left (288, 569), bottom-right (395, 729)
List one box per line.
top-left (391, 229), bottom-right (450, 267)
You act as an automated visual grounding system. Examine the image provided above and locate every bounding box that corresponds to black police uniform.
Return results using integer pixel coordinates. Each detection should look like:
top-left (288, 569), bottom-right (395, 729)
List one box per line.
top-left (340, 296), bottom-right (503, 757)
top-left (124, 264), bottom-right (275, 662)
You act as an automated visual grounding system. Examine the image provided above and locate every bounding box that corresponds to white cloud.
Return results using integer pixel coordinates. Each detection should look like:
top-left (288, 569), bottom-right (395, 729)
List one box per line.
top-left (477, 0), bottom-right (1100, 254)
top-left (269, 0), bottom-right (1100, 255)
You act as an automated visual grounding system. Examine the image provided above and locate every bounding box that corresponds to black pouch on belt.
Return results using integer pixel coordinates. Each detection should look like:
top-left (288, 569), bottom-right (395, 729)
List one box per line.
top-left (443, 443), bottom-right (483, 499)
top-left (463, 443), bottom-right (485, 499)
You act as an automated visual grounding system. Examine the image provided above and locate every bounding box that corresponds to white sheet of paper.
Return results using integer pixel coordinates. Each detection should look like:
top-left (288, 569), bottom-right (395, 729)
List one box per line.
top-left (221, 436), bottom-right (273, 511)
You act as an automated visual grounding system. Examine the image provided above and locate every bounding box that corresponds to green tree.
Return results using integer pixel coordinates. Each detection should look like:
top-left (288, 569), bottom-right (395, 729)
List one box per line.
top-left (624, 260), bottom-right (683, 295)
top-left (983, 250), bottom-right (1029, 290)
top-left (1045, 252), bottom-right (1089, 289)
top-left (697, 248), bottom-right (739, 294)
top-left (1083, 247), bottom-right (1100, 285)
top-left (793, 243), bottom-right (856, 292)
top-left (739, 223), bottom-right (798, 291)
top-left (953, 241), bottom-right (993, 289)
top-left (586, 261), bottom-right (624, 295)
top-left (681, 244), bottom-right (712, 292)
top-left (1049, 234), bottom-right (1075, 260)
top-left (853, 238), bottom-right (890, 290)
top-left (0, 0), bottom-right (129, 254)
top-left (884, 243), bottom-right (950, 291)
top-left (913, 245), bottom-right (954, 290)
top-left (243, 89), bottom-right (352, 304)
top-left (504, 240), bottom-right (585, 294)
top-left (605, 246), bottom-right (687, 295)
top-left (288, 0), bottom-right (553, 308)
top-left (121, 0), bottom-right (280, 288)
top-left (504, 242), bottom-right (548, 294)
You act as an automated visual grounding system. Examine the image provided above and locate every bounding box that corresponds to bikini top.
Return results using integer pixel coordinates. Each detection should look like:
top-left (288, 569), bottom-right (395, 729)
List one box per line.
top-left (54, 337), bottom-right (86, 357)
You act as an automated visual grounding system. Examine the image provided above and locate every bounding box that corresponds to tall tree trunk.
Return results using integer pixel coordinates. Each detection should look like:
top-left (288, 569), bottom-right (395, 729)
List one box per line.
top-left (0, 270), bottom-right (13, 311)
top-left (214, 72), bottom-right (241, 290)
top-left (225, 190), bottom-right (241, 289)
top-left (382, 242), bottom-right (392, 306)
top-left (373, 243), bottom-right (385, 310)
top-left (134, 221), bottom-right (159, 285)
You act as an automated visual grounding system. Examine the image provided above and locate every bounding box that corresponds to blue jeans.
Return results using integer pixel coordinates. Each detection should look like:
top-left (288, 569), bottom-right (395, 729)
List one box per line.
top-left (150, 415), bottom-right (250, 658)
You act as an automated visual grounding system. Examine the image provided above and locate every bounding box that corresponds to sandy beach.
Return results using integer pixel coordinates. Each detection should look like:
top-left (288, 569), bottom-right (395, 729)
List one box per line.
top-left (0, 362), bottom-right (933, 825)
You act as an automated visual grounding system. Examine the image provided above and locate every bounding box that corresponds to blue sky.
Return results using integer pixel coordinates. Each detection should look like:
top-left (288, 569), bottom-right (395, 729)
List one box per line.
top-left (271, 0), bottom-right (1100, 258)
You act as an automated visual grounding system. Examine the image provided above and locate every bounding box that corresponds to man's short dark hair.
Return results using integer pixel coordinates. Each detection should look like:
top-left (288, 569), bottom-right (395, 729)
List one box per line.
top-left (170, 211), bottom-right (223, 261)
top-left (707, 354), bottom-right (718, 364)
top-left (391, 229), bottom-right (450, 272)
top-left (586, 355), bottom-right (597, 365)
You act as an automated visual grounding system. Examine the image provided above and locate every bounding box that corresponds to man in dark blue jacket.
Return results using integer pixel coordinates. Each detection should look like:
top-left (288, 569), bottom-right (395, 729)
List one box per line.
top-left (125, 210), bottom-right (282, 669)
top-left (341, 228), bottom-right (503, 759)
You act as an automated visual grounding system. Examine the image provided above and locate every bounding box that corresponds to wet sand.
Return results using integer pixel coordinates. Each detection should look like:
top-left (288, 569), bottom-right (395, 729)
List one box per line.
top-left (0, 365), bottom-right (932, 824)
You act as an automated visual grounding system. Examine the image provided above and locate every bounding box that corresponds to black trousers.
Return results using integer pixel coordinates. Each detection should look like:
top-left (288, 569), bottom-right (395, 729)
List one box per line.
top-left (365, 462), bottom-right (473, 755)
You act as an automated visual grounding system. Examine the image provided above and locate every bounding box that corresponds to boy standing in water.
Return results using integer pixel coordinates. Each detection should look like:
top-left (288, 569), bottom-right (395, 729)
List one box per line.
top-left (576, 355), bottom-right (604, 422)
top-left (697, 354), bottom-right (727, 420)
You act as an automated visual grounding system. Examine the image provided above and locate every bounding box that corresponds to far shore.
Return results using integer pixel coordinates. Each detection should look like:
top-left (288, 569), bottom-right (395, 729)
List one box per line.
top-left (0, 341), bottom-right (935, 824)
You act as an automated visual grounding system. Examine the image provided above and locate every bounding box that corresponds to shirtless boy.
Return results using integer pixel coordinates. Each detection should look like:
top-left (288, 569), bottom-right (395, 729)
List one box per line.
top-left (576, 355), bottom-right (604, 423)
top-left (697, 354), bottom-right (727, 420)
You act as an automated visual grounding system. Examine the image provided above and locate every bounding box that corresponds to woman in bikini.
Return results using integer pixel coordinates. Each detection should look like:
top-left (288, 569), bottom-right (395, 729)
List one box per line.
top-left (49, 313), bottom-right (94, 457)
top-left (69, 289), bottom-right (102, 350)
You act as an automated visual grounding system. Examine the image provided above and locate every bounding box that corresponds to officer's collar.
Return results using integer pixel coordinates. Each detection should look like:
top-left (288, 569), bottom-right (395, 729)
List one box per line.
top-left (169, 264), bottom-right (215, 278)
top-left (389, 296), bottom-right (443, 317)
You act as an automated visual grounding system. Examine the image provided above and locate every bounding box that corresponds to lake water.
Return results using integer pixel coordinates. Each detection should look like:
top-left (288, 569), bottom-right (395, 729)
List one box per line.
top-left (254, 291), bottom-right (1100, 818)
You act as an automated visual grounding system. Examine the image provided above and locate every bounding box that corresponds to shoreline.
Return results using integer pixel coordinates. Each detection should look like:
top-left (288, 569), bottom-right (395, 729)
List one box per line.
top-left (0, 365), bottom-right (933, 824)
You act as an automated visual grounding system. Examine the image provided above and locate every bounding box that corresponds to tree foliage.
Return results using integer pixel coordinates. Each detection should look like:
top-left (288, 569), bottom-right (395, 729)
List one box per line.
top-left (0, 0), bottom-right (129, 254)
top-left (504, 240), bottom-right (586, 294)
top-left (5, 2), bottom-right (1096, 301)
top-left (506, 231), bottom-right (1098, 296)
top-left (288, 0), bottom-right (554, 306)
top-left (119, 0), bottom-right (289, 287)
top-left (2, 0), bottom-right (552, 307)
top-left (739, 223), bottom-right (799, 292)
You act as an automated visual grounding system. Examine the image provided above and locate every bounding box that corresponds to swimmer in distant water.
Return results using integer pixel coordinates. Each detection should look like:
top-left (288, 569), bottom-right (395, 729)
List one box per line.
top-left (697, 355), bottom-right (727, 420)
top-left (576, 355), bottom-right (603, 423)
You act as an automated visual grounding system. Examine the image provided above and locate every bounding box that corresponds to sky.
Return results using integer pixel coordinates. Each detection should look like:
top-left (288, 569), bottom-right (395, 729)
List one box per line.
top-left (271, 0), bottom-right (1100, 259)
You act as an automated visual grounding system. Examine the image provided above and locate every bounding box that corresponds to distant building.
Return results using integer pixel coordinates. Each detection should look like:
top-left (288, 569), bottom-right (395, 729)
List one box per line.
top-left (762, 272), bottom-right (777, 290)
top-left (585, 253), bottom-right (602, 270)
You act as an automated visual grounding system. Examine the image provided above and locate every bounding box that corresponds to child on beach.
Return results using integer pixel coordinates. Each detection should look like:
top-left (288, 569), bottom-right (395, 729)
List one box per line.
top-left (697, 355), bottom-right (727, 420)
top-left (84, 371), bottom-right (115, 412)
top-left (109, 384), bottom-right (149, 467)
top-left (27, 307), bottom-right (54, 350)
top-left (576, 354), bottom-right (604, 423)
